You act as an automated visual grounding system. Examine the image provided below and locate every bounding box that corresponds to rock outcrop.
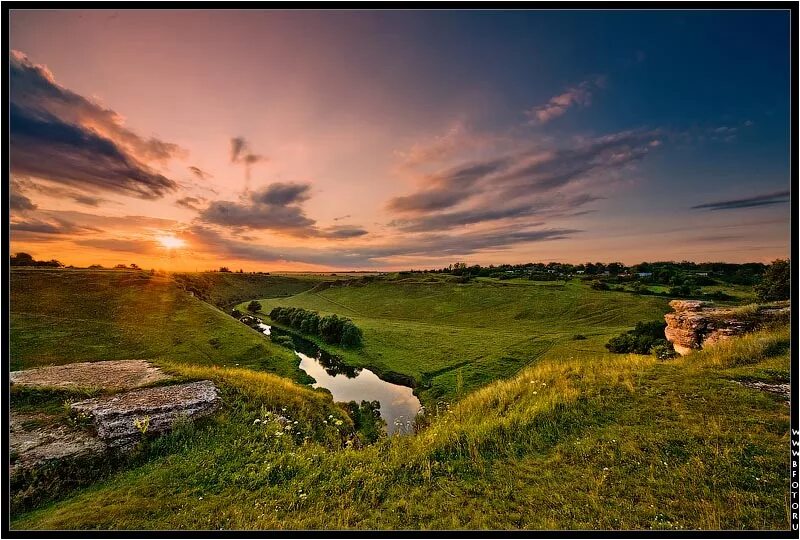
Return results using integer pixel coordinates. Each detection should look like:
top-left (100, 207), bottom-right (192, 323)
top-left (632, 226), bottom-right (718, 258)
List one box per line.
top-left (10, 359), bottom-right (171, 390)
top-left (664, 300), bottom-right (789, 355)
top-left (10, 412), bottom-right (107, 476)
top-left (70, 380), bottom-right (220, 446)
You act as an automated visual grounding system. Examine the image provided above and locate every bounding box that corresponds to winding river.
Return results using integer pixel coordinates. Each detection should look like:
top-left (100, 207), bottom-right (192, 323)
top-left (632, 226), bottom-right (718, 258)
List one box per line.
top-left (256, 322), bottom-right (421, 434)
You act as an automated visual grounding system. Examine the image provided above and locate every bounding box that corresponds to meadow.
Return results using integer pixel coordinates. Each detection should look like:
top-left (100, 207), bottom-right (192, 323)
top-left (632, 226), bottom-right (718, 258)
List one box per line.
top-left (9, 269), bottom-right (791, 530)
top-left (239, 275), bottom-right (671, 403)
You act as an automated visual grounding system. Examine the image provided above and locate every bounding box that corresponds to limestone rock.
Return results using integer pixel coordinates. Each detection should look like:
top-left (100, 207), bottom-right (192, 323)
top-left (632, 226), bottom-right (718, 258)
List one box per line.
top-left (10, 360), bottom-right (170, 391)
top-left (10, 412), bottom-right (107, 476)
top-left (664, 300), bottom-right (789, 356)
top-left (70, 380), bottom-right (220, 446)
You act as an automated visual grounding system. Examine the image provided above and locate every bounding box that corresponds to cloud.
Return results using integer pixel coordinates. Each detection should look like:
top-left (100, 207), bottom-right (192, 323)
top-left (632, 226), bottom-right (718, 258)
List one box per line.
top-left (10, 184), bottom-right (37, 211)
top-left (230, 137), bottom-right (266, 180)
top-left (10, 52), bottom-right (179, 200)
top-left (526, 76), bottom-right (606, 125)
top-left (188, 166), bottom-right (212, 180)
top-left (10, 215), bottom-right (99, 235)
top-left (187, 223), bottom-right (580, 268)
top-left (251, 182), bottom-right (311, 206)
top-left (10, 51), bottom-right (184, 163)
top-left (691, 190), bottom-right (790, 211)
top-left (320, 226), bottom-right (369, 239)
top-left (175, 196), bottom-right (206, 211)
top-left (386, 129), bottom-right (660, 232)
top-left (12, 177), bottom-right (108, 208)
top-left (201, 199), bottom-right (316, 233)
top-left (387, 158), bottom-right (511, 213)
top-left (74, 237), bottom-right (160, 255)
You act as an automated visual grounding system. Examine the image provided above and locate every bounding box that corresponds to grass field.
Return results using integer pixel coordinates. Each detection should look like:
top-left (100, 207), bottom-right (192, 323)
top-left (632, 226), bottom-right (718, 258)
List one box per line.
top-left (10, 269), bottom-right (310, 382)
top-left (9, 268), bottom-right (790, 530)
top-left (239, 276), bottom-right (672, 403)
top-left (12, 324), bottom-right (790, 530)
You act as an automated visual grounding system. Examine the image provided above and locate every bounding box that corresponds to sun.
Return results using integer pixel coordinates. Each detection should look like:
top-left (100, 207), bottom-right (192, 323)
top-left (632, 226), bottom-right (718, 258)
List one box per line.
top-left (156, 234), bottom-right (186, 250)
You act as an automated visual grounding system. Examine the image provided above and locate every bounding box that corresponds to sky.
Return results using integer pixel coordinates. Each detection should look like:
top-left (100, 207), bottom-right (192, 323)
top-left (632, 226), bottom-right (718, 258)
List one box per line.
top-left (8, 9), bottom-right (792, 271)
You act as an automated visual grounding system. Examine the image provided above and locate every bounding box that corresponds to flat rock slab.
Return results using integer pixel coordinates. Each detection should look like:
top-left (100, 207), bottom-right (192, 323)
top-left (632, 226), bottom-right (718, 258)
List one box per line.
top-left (71, 380), bottom-right (220, 445)
top-left (10, 412), bottom-right (106, 476)
top-left (10, 360), bottom-right (170, 391)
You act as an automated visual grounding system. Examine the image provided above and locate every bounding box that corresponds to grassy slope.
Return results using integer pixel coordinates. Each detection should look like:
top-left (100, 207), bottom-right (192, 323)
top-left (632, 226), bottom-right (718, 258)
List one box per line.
top-left (171, 271), bottom-right (327, 309)
top-left (13, 326), bottom-right (790, 530)
top-left (241, 277), bottom-right (671, 403)
top-left (9, 269), bottom-right (309, 381)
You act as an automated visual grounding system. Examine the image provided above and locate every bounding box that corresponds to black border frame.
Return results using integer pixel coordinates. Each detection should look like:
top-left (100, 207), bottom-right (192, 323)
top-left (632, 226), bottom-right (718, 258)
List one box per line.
top-left (2, 2), bottom-right (797, 538)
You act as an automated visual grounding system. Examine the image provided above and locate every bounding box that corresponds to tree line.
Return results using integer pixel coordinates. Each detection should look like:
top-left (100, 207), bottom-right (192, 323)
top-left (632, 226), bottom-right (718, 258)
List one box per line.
top-left (256, 304), bottom-right (363, 348)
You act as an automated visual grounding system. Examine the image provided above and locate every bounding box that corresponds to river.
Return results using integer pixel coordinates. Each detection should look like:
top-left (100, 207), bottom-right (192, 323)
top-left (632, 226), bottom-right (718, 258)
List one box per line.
top-left (256, 322), bottom-right (421, 434)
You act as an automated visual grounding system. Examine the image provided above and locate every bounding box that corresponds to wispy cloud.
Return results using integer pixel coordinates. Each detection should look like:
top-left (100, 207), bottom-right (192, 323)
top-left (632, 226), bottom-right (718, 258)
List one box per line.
top-left (691, 190), bottom-right (790, 211)
top-left (526, 76), bottom-right (606, 125)
top-left (230, 137), bottom-right (266, 181)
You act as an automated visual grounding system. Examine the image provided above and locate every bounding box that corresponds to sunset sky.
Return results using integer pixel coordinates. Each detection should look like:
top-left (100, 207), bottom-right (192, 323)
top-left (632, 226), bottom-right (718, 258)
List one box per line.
top-left (9, 9), bottom-right (791, 271)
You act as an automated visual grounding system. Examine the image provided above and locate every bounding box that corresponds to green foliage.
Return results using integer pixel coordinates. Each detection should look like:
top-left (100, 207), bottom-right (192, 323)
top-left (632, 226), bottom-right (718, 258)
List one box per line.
top-left (342, 400), bottom-right (387, 444)
top-left (606, 321), bottom-right (671, 355)
top-left (270, 307), bottom-right (363, 348)
top-left (755, 259), bottom-right (790, 302)
top-left (247, 300), bottom-right (262, 313)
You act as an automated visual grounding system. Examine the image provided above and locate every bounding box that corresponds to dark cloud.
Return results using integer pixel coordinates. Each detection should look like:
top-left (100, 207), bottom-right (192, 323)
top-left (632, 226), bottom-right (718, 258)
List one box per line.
top-left (691, 190), bottom-right (790, 211)
top-left (10, 51), bottom-right (183, 163)
top-left (320, 226), bottom-right (369, 239)
top-left (10, 103), bottom-right (177, 199)
top-left (201, 199), bottom-right (316, 233)
top-left (198, 183), bottom-right (368, 239)
top-left (188, 166), bottom-right (212, 181)
top-left (229, 137), bottom-right (265, 180)
top-left (386, 130), bottom-right (659, 231)
top-left (12, 176), bottom-right (109, 209)
top-left (252, 182), bottom-right (311, 206)
top-left (10, 51), bottom-right (178, 200)
top-left (387, 158), bottom-right (510, 213)
top-left (10, 191), bottom-right (37, 211)
top-left (10, 216), bottom-right (98, 235)
top-left (175, 196), bottom-right (206, 211)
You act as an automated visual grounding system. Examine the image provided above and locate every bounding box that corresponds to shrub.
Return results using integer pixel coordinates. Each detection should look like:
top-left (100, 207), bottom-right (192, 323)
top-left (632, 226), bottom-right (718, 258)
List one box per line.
top-left (572, 334), bottom-right (587, 340)
top-left (247, 300), bottom-right (262, 313)
top-left (755, 259), bottom-right (790, 302)
top-left (319, 314), bottom-right (344, 344)
top-left (605, 320), bottom-right (668, 355)
top-left (231, 309), bottom-right (243, 319)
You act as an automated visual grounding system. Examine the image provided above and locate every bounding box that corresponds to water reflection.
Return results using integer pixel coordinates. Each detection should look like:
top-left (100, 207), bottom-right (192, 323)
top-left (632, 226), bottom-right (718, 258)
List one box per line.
top-left (260, 323), bottom-right (421, 434)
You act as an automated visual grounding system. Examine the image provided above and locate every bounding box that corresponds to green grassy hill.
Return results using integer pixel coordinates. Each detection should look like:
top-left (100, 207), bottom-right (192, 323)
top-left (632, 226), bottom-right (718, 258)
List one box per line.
top-left (10, 269), bottom-right (790, 530)
top-left (171, 271), bottom-right (327, 309)
top-left (13, 325), bottom-right (790, 530)
top-left (240, 276), bottom-right (671, 403)
top-left (10, 269), bottom-right (310, 381)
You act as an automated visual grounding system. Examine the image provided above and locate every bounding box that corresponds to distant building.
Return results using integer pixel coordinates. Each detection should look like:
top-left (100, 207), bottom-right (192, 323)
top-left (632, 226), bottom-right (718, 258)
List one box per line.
top-left (637, 272), bottom-right (653, 277)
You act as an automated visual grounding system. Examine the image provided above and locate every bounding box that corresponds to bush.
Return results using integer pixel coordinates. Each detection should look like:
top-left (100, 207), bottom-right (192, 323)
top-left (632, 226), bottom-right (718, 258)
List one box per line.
top-left (572, 334), bottom-right (587, 340)
top-left (231, 309), bottom-right (243, 319)
top-left (755, 259), bottom-right (790, 302)
top-left (590, 281), bottom-right (609, 291)
top-left (247, 300), bottom-right (262, 313)
top-left (652, 342), bottom-right (677, 360)
top-left (605, 320), bottom-right (668, 355)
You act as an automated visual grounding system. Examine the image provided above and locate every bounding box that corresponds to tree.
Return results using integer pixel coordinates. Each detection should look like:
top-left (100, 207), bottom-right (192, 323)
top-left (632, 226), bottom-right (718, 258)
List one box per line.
top-left (247, 300), bottom-right (262, 313)
top-left (340, 321), bottom-right (364, 347)
top-left (319, 314), bottom-right (344, 344)
top-left (755, 259), bottom-right (790, 302)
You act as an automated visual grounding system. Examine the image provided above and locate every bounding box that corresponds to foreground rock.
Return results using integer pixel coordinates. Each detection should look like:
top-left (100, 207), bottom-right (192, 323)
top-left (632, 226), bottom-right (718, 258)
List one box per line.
top-left (70, 380), bottom-right (220, 446)
top-left (665, 300), bottom-right (789, 355)
top-left (10, 412), bottom-right (107, 476)
top-left (10, 359), bottom-right (170, 390)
